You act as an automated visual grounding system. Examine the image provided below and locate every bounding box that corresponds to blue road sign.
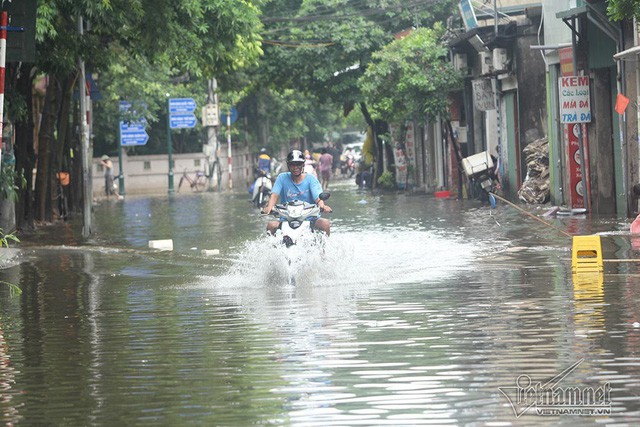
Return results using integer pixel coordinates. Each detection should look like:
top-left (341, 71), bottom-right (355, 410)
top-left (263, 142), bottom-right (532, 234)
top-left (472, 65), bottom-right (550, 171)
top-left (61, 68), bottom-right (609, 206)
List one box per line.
top-left (119, 101), bottom-right (149, 145)
top-left (121, 129), bottom-right (149, 146)
top-left (170, 113), bottom-right (198, 129)
top-left (120, 121), bottom-right (149, 146)
top-left (119, 101), bottom-right (148, 116)
top-left (169, 98), bottom-right (196, 113)
top-left (120, 122), bottom-right (145, 133)
top-left (220, 107), bottom-right (238, 125)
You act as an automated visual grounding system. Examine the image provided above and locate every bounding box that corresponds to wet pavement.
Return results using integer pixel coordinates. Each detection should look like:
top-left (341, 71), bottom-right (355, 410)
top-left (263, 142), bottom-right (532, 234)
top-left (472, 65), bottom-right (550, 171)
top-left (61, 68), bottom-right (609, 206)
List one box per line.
top-left (1, 180), bottom-right (640, 425)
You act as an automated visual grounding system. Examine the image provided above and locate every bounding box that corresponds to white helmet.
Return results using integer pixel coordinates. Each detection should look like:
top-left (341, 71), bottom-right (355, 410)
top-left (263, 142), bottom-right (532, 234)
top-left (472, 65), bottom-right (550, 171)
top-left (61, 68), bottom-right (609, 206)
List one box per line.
top-left (286, 150), bottom-right (305, 164)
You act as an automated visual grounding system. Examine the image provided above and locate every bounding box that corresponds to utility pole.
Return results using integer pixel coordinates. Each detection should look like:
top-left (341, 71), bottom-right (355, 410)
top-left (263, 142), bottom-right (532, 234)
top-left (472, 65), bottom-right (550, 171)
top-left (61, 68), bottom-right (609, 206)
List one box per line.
top-left (227, 108), bottom-right (232, 191)
top-left (493, 0), bottom-right (503, 183)
top-left (166, 96), bottom-right (174, 193)
top-left (78, 14), bottom-right (91, 237)
top-left (203, 78), bottom-right (220, 190)
top-left (0, 12), bottom-right (6, 169)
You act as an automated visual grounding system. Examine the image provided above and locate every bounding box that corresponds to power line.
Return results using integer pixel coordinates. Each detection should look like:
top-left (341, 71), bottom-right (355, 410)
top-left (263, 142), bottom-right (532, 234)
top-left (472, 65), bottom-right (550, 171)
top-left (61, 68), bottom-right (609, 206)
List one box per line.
top-left (261, 0), bottom-right (437, 23)
top-left (263, 39), bottom-right (336, 48)
top-left (261, 0), bottom-right (374, 23)
top-left (261, 0), bottom-right (440, 38)
top-left (260, 0), bottom-right (447, 49)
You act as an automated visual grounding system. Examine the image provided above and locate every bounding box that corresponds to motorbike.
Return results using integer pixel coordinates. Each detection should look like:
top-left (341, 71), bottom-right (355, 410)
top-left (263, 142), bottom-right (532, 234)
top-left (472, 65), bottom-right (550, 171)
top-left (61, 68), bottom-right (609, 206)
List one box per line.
top-left (251, 172), bottom-right (272, 208)
top-left (266, 193), bottom-right (330, 285)
top-left (341, 154), bottom-right (356, 178)
top-left (269, 193), bottom-right (330, 248)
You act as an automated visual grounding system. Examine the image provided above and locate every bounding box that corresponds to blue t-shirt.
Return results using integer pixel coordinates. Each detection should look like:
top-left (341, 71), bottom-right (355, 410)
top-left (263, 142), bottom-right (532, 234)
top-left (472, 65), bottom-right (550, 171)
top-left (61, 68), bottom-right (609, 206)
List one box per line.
top-left (272, 172), bottom-right (322, 204)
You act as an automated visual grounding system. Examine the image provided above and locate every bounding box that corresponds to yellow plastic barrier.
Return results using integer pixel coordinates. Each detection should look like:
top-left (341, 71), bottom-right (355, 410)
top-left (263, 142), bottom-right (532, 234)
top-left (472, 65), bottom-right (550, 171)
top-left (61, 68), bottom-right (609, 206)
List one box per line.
top-left (571, 235), bottom-right (603, 273)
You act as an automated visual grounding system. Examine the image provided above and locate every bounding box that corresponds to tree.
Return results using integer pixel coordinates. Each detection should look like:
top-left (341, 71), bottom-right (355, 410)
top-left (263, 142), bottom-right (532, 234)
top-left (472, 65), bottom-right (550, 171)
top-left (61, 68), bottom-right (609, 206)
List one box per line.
top-left (358, 26), bottom-right (462, 124)
top-left (11, 0), bottom-right (264, 225)
top-left (240, 0), bottom-right (457, 172)
top-left (607, 0), bottom-right (640, 21)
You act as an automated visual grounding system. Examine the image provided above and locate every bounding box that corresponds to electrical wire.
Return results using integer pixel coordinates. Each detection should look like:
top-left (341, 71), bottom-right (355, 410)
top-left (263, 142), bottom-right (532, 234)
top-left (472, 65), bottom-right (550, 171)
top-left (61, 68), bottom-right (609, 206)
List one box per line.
top-left (262, 1), bottom-right (431, 41)
top-left (262, 39), bottom-right (336, 48)
top-left (537, 3), bottom-right (547, 67)
top-left (260, 0), bottom-right (468, 49)
top-left (261, 0), bottom-right (438, 23)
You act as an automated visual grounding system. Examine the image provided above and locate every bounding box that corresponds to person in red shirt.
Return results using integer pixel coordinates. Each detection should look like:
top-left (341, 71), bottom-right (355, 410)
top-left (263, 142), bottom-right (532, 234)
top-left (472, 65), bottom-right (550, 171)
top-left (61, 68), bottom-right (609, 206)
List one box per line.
top-left (318, 148), bottom-right (333, 191)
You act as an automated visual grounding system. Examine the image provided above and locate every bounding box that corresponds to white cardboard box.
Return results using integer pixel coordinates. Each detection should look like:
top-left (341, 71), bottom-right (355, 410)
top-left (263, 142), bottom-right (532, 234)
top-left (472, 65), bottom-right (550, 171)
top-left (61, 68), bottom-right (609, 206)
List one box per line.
top-left (462, 151), bottom-right (493, 177)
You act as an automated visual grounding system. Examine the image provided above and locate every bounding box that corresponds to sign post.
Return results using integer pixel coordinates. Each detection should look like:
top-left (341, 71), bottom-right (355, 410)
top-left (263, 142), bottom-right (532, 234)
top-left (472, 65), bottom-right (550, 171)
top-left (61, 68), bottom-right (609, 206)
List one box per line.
top-left (168, 97), bottom-right (197, 192)
top-left (559, 75), bottom-right (591, 210)
top-left (118, 125), bottom-right (124, 196)
top-left (227, 110), bottom-right (232, 190)
top-left (0, 11), bottom-right (26, 172)
top-left (221, 107), bottom-right (238, 191)
top-left (0, 12), bottom-right (6, 168)
top-left (119, 101), bottom-right (150, 195)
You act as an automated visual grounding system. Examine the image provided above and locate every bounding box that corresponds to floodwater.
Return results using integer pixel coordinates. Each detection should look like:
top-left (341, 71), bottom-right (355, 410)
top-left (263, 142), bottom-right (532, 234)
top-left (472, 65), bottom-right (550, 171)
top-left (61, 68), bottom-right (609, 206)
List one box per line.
top-left (1, 180), bottom-right (640, 425)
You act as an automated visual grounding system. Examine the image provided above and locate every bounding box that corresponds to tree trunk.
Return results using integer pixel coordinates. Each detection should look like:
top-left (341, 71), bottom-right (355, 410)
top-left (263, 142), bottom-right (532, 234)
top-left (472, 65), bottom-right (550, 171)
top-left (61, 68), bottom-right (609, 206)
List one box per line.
top-left (70, 99), bottom-right (82, 213)
top-left (12, 63), bottom-right (36, 229)
top-left (35, 75), bottom-right (60, 222)
top-left (257, 90), bottom-right (270, 149)
top-left (360, 102), bottom-right (387, 187)
top-left (51, 74), bottom-right (75, 219)
top-left (55, 75), bottom-right (74, 173)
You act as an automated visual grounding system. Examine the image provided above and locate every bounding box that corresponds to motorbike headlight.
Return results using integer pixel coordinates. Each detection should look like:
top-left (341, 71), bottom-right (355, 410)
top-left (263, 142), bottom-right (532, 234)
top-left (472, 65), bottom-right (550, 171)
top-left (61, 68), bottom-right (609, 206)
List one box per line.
top-left (289, 205), bottom-right (304, 217)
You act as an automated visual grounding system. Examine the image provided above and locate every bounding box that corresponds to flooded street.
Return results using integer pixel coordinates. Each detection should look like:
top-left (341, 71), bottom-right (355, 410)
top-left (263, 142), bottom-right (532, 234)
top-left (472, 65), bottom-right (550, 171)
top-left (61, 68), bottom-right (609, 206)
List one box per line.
top-left (2, 181), bottom-right (640, 425)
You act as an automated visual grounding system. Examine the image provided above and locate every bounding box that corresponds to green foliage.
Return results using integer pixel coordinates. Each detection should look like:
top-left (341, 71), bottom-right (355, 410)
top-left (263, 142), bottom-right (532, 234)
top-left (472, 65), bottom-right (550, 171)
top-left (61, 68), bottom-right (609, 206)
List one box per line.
top-left (259, 0), bottom-right (456, 101)
top-left (358, 26), bottom-right (463, 124)
top-left (377, 170), bottom-right (396, 190)
top-left (233, 0), bottom-right (457, 152)
top-left (81, 0), bottom-right (265, 156)
top-left (259, 89), bottom-right (341, 146)
top-left (0, 228), bottom-right (19, 248)
top-left (607, 0), bottom-right (640, 21)
top-left (0, 166), bottom-right (26, 202)
top-left (342, 108), bottom-right (367, 131)
top-left (0, 281), bottom-right (21, 295)
top-left (0, 228), bottom-right (21, 296)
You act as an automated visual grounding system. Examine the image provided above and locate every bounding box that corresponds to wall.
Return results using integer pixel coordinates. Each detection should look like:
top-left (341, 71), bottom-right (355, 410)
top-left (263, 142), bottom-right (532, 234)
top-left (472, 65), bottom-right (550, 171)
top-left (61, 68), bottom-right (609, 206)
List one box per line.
top-left (542, 0), bottom-right (573, 48)
top-left (92, 144), bottom-right (253, 197)
top-left (589, 67), bottom-right (617, 214)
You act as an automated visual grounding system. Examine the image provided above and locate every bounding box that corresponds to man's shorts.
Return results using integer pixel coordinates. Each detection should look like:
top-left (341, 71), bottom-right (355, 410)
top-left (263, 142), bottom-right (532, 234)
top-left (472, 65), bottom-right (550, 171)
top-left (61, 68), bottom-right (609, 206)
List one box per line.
top-left (321, 169), bottom-right (331, 180)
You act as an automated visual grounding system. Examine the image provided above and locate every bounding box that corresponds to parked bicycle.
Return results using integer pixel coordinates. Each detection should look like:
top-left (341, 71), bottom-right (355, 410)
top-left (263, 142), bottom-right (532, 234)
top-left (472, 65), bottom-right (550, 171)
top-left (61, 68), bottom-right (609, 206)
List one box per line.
top-left (178, 169), bottom-right (206, 192)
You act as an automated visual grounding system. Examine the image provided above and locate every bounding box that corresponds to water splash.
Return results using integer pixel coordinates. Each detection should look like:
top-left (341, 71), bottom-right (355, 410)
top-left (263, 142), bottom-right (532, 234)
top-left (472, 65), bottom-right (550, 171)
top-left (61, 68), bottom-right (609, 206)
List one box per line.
top-left (209, 229), bottom-right (481, 290)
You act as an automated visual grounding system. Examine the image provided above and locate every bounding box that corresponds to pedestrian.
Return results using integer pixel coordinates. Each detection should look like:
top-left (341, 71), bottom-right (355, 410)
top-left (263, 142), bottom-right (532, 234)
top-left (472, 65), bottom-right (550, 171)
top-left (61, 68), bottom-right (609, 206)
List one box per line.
top-left (318, 148), bottom-right (333, 191)
top-left (56, 170), bottom-right (70, 220)
top-left (100, 155), bottom-right (121, 199)
top-left (328, 143), bottom-right (341, 177)
top-left (303, 149), bottom-right (317, 177)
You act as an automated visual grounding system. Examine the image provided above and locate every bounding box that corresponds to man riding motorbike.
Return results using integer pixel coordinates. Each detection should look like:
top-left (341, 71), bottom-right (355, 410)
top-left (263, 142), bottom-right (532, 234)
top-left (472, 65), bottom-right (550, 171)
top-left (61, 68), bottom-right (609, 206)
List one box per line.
top-left (263, 149), bottom-right (332, 236)
top-left (249, 148), bottom-right (273, 207)
top-left (256, 147), bottom-right (271, 176)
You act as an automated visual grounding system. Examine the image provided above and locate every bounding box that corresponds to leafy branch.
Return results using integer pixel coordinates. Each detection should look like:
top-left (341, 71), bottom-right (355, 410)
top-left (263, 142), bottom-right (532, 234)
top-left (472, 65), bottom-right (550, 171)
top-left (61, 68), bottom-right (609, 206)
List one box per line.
top-left (0, 228), bottom-right (20, 296)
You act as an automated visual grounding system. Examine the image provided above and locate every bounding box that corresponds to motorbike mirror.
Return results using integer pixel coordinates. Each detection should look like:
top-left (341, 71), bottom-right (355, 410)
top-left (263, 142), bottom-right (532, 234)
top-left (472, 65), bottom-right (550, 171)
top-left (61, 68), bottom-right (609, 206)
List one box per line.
top-left (318, 192), bottom-right (331, 201)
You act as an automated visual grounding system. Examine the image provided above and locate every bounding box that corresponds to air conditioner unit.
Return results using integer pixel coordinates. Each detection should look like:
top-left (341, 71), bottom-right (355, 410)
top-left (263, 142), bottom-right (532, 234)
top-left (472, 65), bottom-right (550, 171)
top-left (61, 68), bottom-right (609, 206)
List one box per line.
top-left (493, 48), bottom-right (508, 72)
top-left (479, 51), bottom-right (493, 75)
top-left (453, 53), bottom-right (468, 73)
